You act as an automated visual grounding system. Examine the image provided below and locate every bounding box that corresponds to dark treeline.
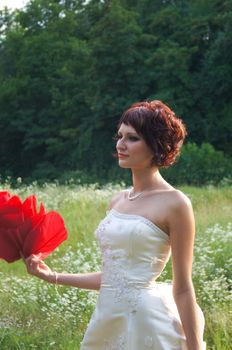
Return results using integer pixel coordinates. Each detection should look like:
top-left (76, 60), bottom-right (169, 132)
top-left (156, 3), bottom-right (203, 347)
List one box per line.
top-left (0, 0), bottom-right (231, 184)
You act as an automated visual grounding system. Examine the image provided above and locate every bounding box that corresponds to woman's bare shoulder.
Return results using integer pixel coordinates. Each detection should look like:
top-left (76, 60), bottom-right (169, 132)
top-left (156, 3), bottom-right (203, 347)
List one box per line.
top-left (109, 189), bottom-right (128, 209)
top-left (164, 188), bottom-right (192, 212)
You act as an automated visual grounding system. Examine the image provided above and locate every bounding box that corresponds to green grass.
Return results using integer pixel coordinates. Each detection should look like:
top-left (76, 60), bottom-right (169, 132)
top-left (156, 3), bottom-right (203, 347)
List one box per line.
top-left (0, 183), bottom-right (231, 349)
top-left (181, 185), bottom-right (231, 231)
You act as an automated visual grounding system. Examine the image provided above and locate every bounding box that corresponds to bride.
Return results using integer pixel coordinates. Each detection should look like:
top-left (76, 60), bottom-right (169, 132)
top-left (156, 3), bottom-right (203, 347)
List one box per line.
top-left (23, 100), bottom-right (206, 350)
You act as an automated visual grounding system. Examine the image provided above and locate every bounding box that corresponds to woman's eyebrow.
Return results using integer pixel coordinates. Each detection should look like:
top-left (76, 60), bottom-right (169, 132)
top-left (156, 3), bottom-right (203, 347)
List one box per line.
top-left (117, 131), bottom-right (139, 136)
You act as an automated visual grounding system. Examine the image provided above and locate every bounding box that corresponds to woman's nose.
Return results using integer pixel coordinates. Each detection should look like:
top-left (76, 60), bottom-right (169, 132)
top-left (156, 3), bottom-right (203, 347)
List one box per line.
top-left (116, 138), bottom-right (127, 151)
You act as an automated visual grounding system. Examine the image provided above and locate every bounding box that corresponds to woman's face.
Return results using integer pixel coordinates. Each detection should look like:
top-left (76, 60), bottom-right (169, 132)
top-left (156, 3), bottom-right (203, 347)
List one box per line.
top-left (116, 123), bottom-right (154, 169)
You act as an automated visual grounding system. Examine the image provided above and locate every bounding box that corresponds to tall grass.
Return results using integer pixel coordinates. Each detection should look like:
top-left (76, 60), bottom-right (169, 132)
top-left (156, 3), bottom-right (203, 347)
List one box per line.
top-left (0, 182), bottom-right (231, 349)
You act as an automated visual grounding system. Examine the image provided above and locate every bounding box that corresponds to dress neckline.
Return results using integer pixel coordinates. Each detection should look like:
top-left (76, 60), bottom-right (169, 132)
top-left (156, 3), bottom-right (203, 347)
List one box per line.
top-left (109, 208), bottom-right (169, 240)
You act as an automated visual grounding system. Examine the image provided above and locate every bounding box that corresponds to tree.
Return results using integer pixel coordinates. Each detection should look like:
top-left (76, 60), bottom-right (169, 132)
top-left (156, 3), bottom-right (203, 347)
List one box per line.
top-left (0, 0), bottom-right (231, 181)
top-left (77, 0), bottom-right (147, 175)
top-left (0, 0), bottom-right (90, 178)
top-left (197, 9), bottom-right (232, 154)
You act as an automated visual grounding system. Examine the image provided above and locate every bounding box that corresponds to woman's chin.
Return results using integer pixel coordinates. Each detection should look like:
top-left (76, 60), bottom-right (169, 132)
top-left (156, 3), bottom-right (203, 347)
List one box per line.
top-left (118, 160), bottom-right (131, 168)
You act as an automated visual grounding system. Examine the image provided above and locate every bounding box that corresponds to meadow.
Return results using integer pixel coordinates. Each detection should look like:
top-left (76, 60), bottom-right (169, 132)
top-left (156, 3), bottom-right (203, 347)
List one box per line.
top-left (0, 182), bottom-right (231, 350)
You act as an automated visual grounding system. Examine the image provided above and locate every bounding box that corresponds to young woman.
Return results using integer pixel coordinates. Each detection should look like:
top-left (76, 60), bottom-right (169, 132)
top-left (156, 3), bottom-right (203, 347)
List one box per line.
top-left (23, 100), bottom-right (206, 350)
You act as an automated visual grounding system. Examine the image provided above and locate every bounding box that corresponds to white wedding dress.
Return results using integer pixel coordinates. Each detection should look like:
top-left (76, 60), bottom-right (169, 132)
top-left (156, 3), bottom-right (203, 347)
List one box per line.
top-left (80, 208), bottom-right (206, 350)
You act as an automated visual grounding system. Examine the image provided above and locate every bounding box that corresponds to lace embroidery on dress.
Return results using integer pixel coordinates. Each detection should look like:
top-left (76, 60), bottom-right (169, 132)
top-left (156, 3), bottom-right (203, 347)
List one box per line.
top-left (95, 215), bottom-right (142, 312)
top-left (144, 335), bottom-right (153, 347)
top-left (103, 333), bottom-right (126, 350)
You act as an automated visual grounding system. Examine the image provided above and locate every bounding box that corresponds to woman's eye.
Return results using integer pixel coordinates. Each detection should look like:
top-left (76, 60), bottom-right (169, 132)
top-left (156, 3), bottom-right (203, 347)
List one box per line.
top-left (128, 136), bottom-right (139, 141)
top-left (113, 135), bottom-right (139, 142)
top-left (113, 135), bottom-right (121, 141)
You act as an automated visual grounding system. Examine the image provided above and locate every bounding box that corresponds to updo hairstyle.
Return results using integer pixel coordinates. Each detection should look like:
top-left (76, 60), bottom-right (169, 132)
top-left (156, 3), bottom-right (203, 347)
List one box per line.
top-left (118, 100), bottom-right (187, 167)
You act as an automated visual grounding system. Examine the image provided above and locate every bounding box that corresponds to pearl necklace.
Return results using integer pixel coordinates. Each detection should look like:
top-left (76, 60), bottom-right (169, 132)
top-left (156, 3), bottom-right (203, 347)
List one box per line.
top-left (128, 188), bottom-right (143, 201)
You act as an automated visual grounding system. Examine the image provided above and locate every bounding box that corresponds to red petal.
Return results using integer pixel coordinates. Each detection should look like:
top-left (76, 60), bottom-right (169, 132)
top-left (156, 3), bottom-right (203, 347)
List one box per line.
top-left (0, 192), bottom-right (68, 263)
top-left (0, 191), bottom-right (11, 205)
top-left (22, 195), bottom-right (45, 231)
top-left (0, 194), bottom-right (23, 228)
top-left (22, 195), bottom-right (37, 218)
top-left (39, 203), bottom-right (45, 216)
top-left (0, 227), bottom-right (22, 262)
top-left (23, 211), bottom-right (68, 259)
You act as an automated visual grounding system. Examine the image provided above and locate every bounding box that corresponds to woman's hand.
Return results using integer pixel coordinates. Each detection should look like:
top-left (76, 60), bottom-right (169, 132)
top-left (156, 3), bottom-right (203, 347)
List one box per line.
top-left (21, 252), bottom-right (56, 284)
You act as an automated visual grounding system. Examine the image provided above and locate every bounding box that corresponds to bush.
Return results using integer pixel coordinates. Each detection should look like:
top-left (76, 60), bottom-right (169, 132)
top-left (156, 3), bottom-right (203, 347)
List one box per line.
top-left (1, 142), bottom-right (231, 187)
top-left (161, 142), bottom-right (232, 185)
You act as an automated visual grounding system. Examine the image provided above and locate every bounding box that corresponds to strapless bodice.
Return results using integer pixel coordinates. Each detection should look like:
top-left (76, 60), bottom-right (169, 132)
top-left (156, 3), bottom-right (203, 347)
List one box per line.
top-left (95, 209), bottom-right (171, 289)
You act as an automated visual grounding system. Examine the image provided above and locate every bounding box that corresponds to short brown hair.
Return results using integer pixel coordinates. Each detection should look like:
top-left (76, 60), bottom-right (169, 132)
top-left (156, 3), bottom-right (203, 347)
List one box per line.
top-left (118, 100), bottom-right (187, 167)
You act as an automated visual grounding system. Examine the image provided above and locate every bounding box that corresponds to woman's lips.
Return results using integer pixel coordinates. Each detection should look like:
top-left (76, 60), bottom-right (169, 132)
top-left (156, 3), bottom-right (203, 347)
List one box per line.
top-left (118, 153), bottom-right (129, 159)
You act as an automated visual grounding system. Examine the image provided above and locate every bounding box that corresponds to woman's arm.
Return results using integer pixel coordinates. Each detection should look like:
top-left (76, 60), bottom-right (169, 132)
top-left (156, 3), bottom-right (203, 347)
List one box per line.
top-left (168, 192), bottom-right (203, 350)
top-left (53, 271), bottom-right (102, 290)
top-left (23, 254), bottom-right (102, 291)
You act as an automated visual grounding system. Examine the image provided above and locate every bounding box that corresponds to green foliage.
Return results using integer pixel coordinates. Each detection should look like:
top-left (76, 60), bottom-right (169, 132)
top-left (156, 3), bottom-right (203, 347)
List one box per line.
top-left (162, 142), bottom-right (232, 185)
top-left (0, 0), bottom-right (232, 182)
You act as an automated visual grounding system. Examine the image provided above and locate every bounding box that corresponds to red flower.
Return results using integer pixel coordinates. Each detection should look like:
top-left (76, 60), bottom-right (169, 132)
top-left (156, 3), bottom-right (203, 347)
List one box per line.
top-left (0, 191), bottom-right (23, 227)
top-left (0, 191), bottom-right (68, 263)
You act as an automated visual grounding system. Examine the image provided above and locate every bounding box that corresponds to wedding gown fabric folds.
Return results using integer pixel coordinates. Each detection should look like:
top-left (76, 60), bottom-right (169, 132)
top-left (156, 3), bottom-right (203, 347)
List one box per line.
top-left (81, 209), bottom-right (206, 350)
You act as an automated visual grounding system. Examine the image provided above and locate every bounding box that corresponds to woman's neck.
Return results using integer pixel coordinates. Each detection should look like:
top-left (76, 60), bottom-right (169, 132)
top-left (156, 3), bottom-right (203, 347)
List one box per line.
top-left (131, 168), bottom-right (166, 193)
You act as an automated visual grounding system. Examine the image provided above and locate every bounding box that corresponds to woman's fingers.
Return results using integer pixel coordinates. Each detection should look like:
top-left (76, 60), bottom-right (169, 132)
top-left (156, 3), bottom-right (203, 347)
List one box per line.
top-left (21, 253), bottom-right (52, 281)
top-left (22, 254), bottom-right (42, 275)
